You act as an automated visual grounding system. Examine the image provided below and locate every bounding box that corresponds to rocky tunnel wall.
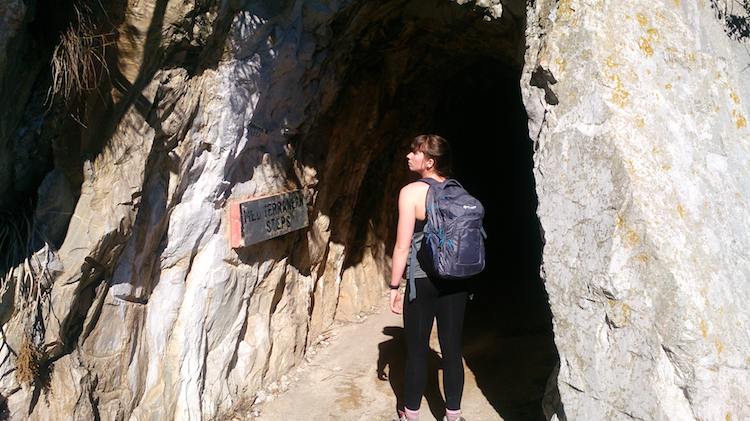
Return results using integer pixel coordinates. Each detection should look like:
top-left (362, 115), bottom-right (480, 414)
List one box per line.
top-left (524, 0), bottom-right (750, 419)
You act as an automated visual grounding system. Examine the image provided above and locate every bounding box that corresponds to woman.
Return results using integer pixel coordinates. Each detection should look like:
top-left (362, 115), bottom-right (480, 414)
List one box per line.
top-left (389, 134), bottom-right (468, 421)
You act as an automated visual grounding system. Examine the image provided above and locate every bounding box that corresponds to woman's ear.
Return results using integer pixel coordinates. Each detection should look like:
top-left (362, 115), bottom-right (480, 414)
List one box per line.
top-left (426, 158), bottom-right (435, 169)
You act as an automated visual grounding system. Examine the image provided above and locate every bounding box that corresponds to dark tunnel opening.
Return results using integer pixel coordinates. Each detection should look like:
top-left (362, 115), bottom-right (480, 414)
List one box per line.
top-left (310, 1), bottom-right (561, 418)
top-left (427, 61), bottom-right (559, 420)
top-left (432, 61), bottom-right (549, 331)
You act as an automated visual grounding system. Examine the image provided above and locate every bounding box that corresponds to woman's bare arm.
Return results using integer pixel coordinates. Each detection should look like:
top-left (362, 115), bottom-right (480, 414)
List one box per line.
top-left (392, 187), bottom-right (416, 282)
top-left (390, 183), bottom-right (423, 313)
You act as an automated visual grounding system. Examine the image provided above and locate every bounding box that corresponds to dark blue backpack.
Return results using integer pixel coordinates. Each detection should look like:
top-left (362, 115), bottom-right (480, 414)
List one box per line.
top-left (408, 178), bottom-right (486, 301)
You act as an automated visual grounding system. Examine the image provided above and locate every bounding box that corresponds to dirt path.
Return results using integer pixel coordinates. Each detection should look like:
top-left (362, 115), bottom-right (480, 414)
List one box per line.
top-left (252, 295), bottom-right (556, 421)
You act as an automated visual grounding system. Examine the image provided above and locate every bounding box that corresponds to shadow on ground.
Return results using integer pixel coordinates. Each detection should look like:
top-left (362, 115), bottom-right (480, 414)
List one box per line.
top-left (376, 251), bottom-right (557, 421)
top-left (462, 272), bottom-right (558, 421)
top-left (378, 326), bottom-right (448, 417)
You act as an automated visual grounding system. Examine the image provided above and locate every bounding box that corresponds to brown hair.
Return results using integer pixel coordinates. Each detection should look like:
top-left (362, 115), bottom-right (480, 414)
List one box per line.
top-left (410, 134), bottom-right (453, 178)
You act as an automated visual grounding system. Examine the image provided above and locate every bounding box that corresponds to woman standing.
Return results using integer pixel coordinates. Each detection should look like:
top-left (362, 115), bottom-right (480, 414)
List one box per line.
top-left (389, 134), bottom-right (468, 421)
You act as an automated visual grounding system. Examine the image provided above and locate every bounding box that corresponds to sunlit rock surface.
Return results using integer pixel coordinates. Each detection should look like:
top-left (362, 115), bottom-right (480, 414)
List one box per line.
top-left (0, 0), bottom-right (393, 419)
top-left (523, 0), bottom-right (750, 419)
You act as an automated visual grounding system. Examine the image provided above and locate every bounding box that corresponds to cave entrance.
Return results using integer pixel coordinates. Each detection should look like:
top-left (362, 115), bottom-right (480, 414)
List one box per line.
top-left (429, 61), bottom-right (558, 420)
top-left (319, 0), bottom-right (559, 418)
top-left (388, 4), bottom-right (559, 420)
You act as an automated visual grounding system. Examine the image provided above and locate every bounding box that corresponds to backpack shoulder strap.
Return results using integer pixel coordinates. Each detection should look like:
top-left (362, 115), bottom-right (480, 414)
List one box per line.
top-left (409, 237), bottom-right (418, 302)
top-left (419, 177), bottom-right (463, 188)
top-left (417, 177), bottom-right (439, 186)
top-left (444, 178), bottom-right (462, 188)
top-left (407, 178), bottom-right (439, 302)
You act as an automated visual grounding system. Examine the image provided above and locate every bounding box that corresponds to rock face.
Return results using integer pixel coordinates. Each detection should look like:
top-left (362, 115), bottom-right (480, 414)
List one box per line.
top-left (1, 0), bottom-right (519, 419)
top-left (0, 0), bottom-right (748, 420)
top-left (523, 0), bottom-right (750, 419)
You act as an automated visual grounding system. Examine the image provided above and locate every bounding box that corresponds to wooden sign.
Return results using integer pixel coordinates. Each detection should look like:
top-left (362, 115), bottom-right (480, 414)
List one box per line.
top-left (229, 190), bottom-right (309, 248)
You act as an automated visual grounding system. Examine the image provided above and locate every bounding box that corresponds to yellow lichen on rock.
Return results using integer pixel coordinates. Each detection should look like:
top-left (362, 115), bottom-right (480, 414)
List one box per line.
top-left (557, 0), bottom-right (575, 20)
top-left (622, 231), bottom-right (640, 247)
top-left (624, 158), bottom-right (636, 173)
top-left (733, 109), bottom-right (747, 129)
top-left (556, 57), bottom-right (567, 72)
top-left (603, 71), bottom-right (630, 107)
top-left (730, 90), bottom-right (740, 104)
top-left (608, 300), bottom-right (633, 326)
top-left (639, 37), bottom-right (653, 58)
top-left (636, 13), bottom-right (647, 26)
top-left (647, 28), bottom-right (661, 44)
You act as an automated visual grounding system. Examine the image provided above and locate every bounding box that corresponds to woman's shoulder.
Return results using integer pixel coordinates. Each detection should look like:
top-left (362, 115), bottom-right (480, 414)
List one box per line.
top-left (402, 179), bottom-right (432, 190)
top-left (399, 180), bottom-right (430, 197)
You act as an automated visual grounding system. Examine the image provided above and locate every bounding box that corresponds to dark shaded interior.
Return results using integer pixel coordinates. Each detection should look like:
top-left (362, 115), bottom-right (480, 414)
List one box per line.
top-left (431, 61), bottom-right (558, 421)
top-left (309, 1), bottom-right (559, 419)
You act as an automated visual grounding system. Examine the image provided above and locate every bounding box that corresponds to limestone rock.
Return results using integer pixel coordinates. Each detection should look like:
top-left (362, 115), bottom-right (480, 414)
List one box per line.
top-left (1, 0), bottom-right (397, 418)
top-left (523, 0), bottom-right (750, 419)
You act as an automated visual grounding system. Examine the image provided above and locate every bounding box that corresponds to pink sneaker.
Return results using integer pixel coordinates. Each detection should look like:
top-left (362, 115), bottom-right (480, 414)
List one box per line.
top-left (389, 409), bottom-right (407, 421)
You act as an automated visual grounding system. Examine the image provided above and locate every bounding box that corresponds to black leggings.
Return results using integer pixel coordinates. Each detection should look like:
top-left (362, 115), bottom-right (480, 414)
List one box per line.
top-left (403, 277), bottom-right (468, 411)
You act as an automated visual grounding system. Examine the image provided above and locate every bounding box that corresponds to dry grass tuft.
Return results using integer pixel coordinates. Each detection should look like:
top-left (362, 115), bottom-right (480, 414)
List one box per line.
top-left (50, 3), bottom-right (114, 103)
top-left (15, 336), bottom-right (40, 386)
top-left (1, 211), bottom-right (55, 387)
top-left (0, 210), bottom-right (53, 314)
